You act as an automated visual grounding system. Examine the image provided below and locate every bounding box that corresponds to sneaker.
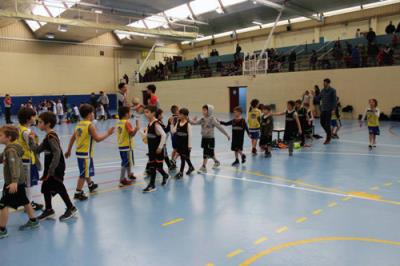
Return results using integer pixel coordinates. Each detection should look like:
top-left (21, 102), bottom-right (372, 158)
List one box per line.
top-left (169, 164), bottom-right (177, 171)
top-left (231, 159), bottom-right (240, 167)
top-left (59, 206), bottom-right (78, 222)
top-left (369, 145), bottom-right (373, 150)
top-left (252, 148), bottom-right (257, 155)
top-left (0, 229), bottom-right (8, 239)
top-left (142, 185), bottom-right (157, 193)
top-left (265, 152), bottom-right (272, 158)
top-left (119, 178), bottom-right (133, 187)
top-left (175, 172), bottom-right (183, 179)
top-left (323, 139), bottom-right (331, 145)
top-left (31, 202), bottom-right (43, 211)
top-left (241, 154), bottom-right (246, 163)
top-left (212, 161), bottom-right (220, 169)
top-left (197, 166), bottom-right (207, 174)
top-left (74, 191), bottom-right (88, 201)
top-left (162, 175), bottom-right (170, 186)
top-left (37, 209), bottom-right (55, 221)
top-left (19, 219), bottom-right (40, 231)
top-left (128, 174), bottom-right (137, 181)
top-left (88, 182), bottom-right (98, 193)
top-left (373, 145), bottom-right (376, 148)
top-left (186, 166), bottom-right (195, 175)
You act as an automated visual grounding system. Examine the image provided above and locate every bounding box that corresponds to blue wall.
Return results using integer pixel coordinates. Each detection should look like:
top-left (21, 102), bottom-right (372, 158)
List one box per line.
top-left (0, 93), bottom-right (117, 115)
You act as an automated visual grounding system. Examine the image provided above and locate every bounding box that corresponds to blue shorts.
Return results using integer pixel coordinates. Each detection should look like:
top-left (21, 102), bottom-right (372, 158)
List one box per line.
top-left (171, 135), bottom-right (177, 150)
top-left (368, 126), bottom-right (380, 136)
top-left (249, 128), bottom-right (260, 140)
top-left (120, 150), bottom-right (134, 167)
top-left (331, 120), bottom-right (337, 127)
top-left (77, 158), bottom-right (95, 178)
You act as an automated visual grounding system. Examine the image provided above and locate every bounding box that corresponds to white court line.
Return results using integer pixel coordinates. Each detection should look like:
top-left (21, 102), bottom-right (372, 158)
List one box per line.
top-left (338, 139), bottom-right (400, 148)
top-left (206, 173), bottom-right (398, 205)
top-left (301, 151), bottom-right (400, 159)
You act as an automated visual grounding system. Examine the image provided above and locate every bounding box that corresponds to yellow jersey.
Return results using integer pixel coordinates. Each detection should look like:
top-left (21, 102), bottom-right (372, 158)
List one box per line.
top-left (365, 108), bottom-right (380, 127)
top-left (117, 119), bottom-right (134, 151)
top-left (75, 120), bottom-right (94, 158)
top-left (247, 108), bottom-right (261, 129)
top-left (17, 125), bottom-right (36, 163)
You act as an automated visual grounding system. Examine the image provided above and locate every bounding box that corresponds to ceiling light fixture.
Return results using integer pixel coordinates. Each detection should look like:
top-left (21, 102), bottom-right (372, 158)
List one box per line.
top-left (216, 7), bottom-right (224, 14)
top-left (57, 25), bottom-right (68, 32)
top-left (45, 33), bottom-right (55, 39)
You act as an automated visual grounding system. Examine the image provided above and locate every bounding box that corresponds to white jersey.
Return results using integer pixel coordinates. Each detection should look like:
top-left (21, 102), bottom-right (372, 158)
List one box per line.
top-left (73, 106), bottom-right (80, 116)
top-left (56, 103), bottom-right (64, 115)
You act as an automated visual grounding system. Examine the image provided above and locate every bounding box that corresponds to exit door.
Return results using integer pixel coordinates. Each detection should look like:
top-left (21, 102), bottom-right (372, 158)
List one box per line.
top-left (229, 86), bottom-right (247, 113)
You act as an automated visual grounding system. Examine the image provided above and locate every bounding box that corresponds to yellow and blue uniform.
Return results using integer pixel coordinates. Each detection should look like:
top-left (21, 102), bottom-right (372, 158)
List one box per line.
top-left (117, 119), bottom-right (135, 167)
top-left (247, 108), bottom-right (261, 139)
top-left (365, 108), bottom-right (380, 135)
top-left (18, 125), bottom-right (39, 186)
top-left (75, 120), bottom-right (95, 178)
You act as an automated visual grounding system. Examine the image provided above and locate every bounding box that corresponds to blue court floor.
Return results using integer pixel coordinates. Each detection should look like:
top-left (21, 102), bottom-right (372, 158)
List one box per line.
top-left (1, 113), bottom-right (400, 266)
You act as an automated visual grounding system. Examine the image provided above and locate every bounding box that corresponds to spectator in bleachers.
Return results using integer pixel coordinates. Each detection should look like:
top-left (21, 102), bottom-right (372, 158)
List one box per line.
top-left (385, 21), bottom-right (396, 35)
top-left (332, 41), bottom-right (344, 68)
top-left (210, 49), bottom-right (219, 57)
top-left (383, 45), bottom-right (394, 66)
top-left (288, 50), bottom-right (296, 72)
top-left (351, 46), bottom-right (361, 68)
top-left (367, 42), bottom-right (379, 66)
top-left (309, 50), bottom-right (317, 70)
top-left (366, 28), bottom-right (376, 44)
top-left (355, 28), bottom-right (361, 38)
top-left (392, 33), bottom-right (399, 48)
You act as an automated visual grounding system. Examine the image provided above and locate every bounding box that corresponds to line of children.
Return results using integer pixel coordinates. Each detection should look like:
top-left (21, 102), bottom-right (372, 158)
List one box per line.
top-left (220, 106), bottom-right (249, 166)
top-left (360, 98), bottom-right (380, 149)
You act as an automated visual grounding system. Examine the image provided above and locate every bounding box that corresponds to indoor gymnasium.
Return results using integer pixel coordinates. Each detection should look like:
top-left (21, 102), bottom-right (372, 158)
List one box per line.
top-left (1, 0), bottom-right (400, 265)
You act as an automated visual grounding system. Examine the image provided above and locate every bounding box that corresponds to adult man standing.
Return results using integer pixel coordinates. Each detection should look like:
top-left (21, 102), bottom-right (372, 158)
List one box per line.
top-left (98, 91), bottom-right (111, 119)
top-left (117, 82), bottom-right (128, 108)
top-left (3, 94), bottom-right (12, 124)
top-left (320, 78), bottom-right (337, 145)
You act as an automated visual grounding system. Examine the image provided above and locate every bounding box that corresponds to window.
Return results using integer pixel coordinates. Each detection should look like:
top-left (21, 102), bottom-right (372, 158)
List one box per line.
top-left (144, 15), bottom-right (168, 29)
top-left (44, 0), bottom-right (66, 17)
top-left (25, 20), bottom-right (42, 31)
top-left (165, 4), bottom-right (192, 21)
top-left (189, 0), bottom-right (220, 15)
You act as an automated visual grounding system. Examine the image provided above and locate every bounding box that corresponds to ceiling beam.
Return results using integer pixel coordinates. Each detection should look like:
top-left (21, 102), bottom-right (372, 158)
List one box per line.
top-left (0, 10), bottom-right (198, 39)
top-left (255, 0), bottom-right (322, 22)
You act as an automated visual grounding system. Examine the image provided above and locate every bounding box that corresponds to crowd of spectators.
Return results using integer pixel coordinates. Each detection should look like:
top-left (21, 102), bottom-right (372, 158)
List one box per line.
top-left (140, 56), bottom-right (181, 83)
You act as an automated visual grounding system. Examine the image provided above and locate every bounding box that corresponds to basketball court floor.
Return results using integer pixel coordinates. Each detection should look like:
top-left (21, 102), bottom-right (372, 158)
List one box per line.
top-left (1, 114), bottom-right (400, 266)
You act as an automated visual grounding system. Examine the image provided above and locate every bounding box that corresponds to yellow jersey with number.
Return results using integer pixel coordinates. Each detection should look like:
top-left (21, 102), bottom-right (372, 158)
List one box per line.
top-left (366, 108), bottom-right (380, 127)
top-left (18, 125), bottom-right (36, 163)
top-left (117, 119), bottom-right (134, 151)
top-left (75, 120), bottom-right (94, 158)
top-left (247, 108), bottom-right (261, 129)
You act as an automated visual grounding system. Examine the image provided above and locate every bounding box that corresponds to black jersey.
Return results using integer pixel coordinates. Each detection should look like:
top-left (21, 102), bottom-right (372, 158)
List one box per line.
top-left (296, 107), bottom-right (307, 126)
top-left (147, 120), bottom-right (162, 154)
top-left (260, 115), bottom-right (273, 137)
top-left (284, 110), bottom-right (298, 141)
top-left (42, 131), bottom-right (66, 179)
top-left (221, 118), bottom-right (249, 151)
top-left (175, 121), bottom-right (189, 153)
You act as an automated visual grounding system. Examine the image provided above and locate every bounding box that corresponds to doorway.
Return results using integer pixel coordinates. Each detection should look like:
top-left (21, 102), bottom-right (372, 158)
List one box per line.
top-left (229, 86), bottom-right (247, 113)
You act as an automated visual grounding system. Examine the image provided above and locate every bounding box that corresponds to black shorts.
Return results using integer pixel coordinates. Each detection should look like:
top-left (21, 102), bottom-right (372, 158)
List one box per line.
top-left (201, 138), bottom-right (215, 159)
top-left (231, 138), bottom-right (244, 152)
top-left (177, 147), bottom-right (190, 157)
top-left (259, 135), bottom-right (272, 146)
top-left (41, 177), bottom-right (66, 196)
top-left (0, 184), bottom-right (30, 210)
top-left (148, 149), bottom-right (164, 163)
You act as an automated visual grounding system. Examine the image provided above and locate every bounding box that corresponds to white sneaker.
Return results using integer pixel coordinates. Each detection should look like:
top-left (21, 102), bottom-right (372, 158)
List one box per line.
top-left (212, 161), bottom-right (220, 169)
top-left (197, 166), bottom-right (207, 174)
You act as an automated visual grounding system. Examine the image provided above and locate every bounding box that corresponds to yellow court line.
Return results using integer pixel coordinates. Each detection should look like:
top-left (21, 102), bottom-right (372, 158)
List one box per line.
top-left (341, 196), bottom-right (352, 201)
top-left (254, 237), bottom-right (268, 245)
top-left (384, 182), bottom-right (393, 187)
top-left (226, 249), bottom-right (243, 258)
top-left (296, 217), bottom-right (308, 224)
top-left (161, 218), bottom-right (184, 227)
top-left (206, 263), bottom-right (215, 266)
top-left (312, 209), bottom-right (322, 215)
top-left (328, 202), bottom-right (338, 208)
top-left (276, 226), bottom-right (289, 234)
top-left (370, 186), bottom-right (380, 190)
top-left (239, 237), bottom-right (400, 266)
